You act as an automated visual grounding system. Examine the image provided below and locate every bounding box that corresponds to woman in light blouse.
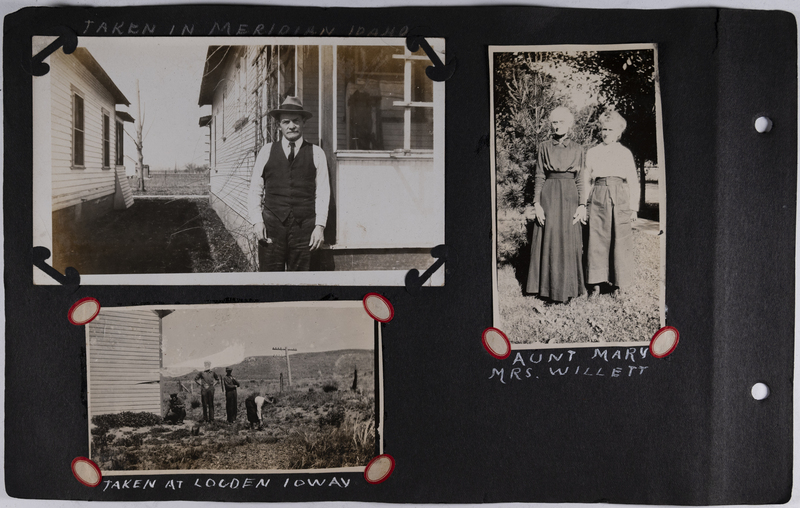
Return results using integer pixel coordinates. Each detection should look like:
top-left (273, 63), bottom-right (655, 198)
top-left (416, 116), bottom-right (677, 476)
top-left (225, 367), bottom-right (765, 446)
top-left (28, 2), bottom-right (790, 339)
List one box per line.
top-left (525, 106), bottom-right (587, 303)
top-left (585, 110), bottom-right (640, 295)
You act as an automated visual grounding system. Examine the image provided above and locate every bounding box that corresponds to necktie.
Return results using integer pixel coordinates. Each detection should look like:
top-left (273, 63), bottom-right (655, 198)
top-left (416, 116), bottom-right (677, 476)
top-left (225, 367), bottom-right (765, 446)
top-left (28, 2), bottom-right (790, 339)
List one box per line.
top-left (288, 141), bottom-right (295, 163)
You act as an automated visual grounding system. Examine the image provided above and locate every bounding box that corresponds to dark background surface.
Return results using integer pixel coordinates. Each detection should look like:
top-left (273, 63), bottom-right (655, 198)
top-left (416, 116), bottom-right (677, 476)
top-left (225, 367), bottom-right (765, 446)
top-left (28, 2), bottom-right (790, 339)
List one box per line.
top-left (3, 5), bottom-right (796, 505)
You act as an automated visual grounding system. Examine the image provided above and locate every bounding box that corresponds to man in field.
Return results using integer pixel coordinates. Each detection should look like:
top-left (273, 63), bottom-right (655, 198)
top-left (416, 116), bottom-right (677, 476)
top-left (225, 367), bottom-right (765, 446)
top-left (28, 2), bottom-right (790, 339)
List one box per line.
top-left (222, 367), bottom-right (240, 424)
top-left (246, 96), bottom-right (330, 271)
top-left (164, 393), bottom-right (186, 425)
top-left (194, 361), bottom-right (219, 422)
top-left (245, 393), bottom-right (277, 430)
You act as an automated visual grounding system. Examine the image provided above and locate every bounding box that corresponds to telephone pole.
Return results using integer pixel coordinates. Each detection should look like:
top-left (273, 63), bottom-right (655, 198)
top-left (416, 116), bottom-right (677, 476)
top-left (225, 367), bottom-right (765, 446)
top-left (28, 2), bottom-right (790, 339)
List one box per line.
top-left (273, 346), bottom-right (297, 386)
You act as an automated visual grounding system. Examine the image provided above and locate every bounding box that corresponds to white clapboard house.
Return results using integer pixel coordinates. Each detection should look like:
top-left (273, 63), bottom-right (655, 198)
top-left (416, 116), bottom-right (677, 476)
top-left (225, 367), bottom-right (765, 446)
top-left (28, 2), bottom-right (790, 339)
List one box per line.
top-left (86, 309), bottom-right (173, 419)
top-left (32, 45), bottom-right (135, 272)
top-left (197, 41), bottom-right (445, 271)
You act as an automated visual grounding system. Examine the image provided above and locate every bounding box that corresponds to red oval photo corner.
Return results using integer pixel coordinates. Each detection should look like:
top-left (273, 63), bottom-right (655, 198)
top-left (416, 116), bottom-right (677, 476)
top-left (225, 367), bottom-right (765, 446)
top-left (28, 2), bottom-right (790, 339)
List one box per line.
top-left (482, 328), bottom-right (511, 359)
top-left (68, 297), bottom-right (101, 326)
top-left (364, 454), bottom-right (395, 484)
top-left (71, 457), bottom-right (102, 487)
top-left (650, 326), bottom-right (679, 358)
top-left (363, 293), bottom-right (394, 323)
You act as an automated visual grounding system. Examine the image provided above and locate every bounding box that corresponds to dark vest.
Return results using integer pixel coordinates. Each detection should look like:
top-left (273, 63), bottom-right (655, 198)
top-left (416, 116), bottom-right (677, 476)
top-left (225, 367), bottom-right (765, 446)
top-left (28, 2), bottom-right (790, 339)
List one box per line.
top-left (261, 140), bottom-right (316, 222)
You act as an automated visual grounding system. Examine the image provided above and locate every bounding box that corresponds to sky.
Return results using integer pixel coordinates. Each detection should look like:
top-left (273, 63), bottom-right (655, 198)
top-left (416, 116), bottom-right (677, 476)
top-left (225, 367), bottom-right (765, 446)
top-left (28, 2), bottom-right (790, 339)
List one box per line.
top-left (160, 303), bottom-right (374, 369)
top-left (79, 37), bottom-right (212, 171)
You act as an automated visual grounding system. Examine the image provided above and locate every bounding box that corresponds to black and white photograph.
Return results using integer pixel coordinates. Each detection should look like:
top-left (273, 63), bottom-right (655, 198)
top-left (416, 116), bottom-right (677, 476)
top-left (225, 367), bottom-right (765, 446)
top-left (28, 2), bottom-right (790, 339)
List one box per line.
top-left (32, 36), bottom-right (445, 285)
top-left (490, 44), bottom-right (666, 348)
top-left (86, 301), bottom-right (381, 473)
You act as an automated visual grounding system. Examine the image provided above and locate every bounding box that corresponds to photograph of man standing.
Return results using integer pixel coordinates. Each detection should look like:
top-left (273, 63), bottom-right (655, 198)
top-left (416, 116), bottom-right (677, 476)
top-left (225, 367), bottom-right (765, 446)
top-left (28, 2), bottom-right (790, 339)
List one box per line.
top-left (194, 361), bottom-right (219, 422)
top-left (222, 367), bottom-right (240, 424)
top-left (247, 96), bottom-right (331, 271)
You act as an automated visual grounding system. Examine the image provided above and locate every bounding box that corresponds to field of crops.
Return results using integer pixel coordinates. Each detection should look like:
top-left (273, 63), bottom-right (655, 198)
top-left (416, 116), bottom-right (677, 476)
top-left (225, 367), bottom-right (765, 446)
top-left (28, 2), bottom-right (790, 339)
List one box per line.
top-left (91, 367), bottom-right (377, 471)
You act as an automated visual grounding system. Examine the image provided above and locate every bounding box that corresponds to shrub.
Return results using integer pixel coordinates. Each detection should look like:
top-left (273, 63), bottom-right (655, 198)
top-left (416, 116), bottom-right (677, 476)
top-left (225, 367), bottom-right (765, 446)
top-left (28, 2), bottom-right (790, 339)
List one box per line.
top-left (190, 398), bottom-right (201, 409)
top-left (92, 412), bottom-right (162, 429)
top-left (288, 415), bottom-right (375, 469)
top-left (321, 382), bottom-right (338, 393)
top-left (318, 407), bottom-right (345, 429)
top-left (117, 434), bottom-right (144, 448)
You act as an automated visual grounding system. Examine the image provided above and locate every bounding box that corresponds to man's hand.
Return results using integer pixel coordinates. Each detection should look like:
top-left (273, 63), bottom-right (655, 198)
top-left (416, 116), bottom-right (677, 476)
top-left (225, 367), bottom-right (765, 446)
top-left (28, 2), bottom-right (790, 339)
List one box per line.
top-left (630, 211), bottom-right (638, 222)
top-left (309, 225), bottom-right (325, 251)
top-left (253, 221), bottom-right (265, 240)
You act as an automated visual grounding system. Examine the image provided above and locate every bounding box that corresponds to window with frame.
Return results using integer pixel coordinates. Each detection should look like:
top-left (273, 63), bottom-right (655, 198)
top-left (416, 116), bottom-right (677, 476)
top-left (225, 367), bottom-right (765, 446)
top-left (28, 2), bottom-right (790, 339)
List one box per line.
top-left (72, 93), bottom-right (85, 167)
top-left (115, 119), bottom-right (124, 166)
top-left (336, 45), bottom-right (434, 152)
top-left (102, 112), bottom-right (111, 168)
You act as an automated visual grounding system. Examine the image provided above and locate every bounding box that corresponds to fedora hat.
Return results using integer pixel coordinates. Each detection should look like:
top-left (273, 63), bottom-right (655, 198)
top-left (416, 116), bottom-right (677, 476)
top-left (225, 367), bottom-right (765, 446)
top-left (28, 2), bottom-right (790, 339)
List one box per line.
top-left (269, 96), bottom-right (313, 120)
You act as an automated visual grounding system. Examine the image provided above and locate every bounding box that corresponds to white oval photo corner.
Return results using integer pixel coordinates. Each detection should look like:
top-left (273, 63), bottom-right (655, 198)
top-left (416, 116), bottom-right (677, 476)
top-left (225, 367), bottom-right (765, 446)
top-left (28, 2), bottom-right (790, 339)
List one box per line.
top-left (365, 455), bottom-right (394, 483)
top-left (650, 327), bottom-right (678, 357)
top-left (364, 294), bottom-right (392, 322)
top-left (751, 382), bottom-right (770, 401)
top-left (69, 298), bottom-right (101, 325)
top-left (72, 458), bottom-right (101, 486)
top-left (483, 329), bottom-right (510, 358)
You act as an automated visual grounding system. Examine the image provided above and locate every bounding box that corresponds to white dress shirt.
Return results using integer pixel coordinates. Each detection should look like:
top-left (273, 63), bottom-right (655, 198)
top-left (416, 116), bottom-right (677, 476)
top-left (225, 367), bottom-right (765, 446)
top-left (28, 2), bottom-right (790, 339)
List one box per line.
top-left (246, 136), bottom-right (331, 228)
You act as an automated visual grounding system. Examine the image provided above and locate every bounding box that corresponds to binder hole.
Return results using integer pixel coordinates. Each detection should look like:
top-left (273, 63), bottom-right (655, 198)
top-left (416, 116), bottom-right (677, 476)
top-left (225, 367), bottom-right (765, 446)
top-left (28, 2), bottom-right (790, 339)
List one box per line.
top-left (754, 116), bottom-right (773, 133)
top-left (751, 382), bottom-right (770, 400)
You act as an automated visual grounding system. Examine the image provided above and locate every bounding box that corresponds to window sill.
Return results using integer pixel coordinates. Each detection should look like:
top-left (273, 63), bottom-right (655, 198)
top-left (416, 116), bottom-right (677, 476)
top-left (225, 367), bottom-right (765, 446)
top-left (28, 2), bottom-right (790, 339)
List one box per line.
top-left (70, 165), bottom-right (86, 170)
top-left (335, 150), bottom-right (434, 160)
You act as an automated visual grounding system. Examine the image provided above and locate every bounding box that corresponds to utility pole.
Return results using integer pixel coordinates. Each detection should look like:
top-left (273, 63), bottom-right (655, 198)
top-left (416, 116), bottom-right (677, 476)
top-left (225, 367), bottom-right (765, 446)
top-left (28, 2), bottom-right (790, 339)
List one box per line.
top-left (272, 346), bottom-right (297, 387)
top-left (135, 79), bottom-right (146, 192)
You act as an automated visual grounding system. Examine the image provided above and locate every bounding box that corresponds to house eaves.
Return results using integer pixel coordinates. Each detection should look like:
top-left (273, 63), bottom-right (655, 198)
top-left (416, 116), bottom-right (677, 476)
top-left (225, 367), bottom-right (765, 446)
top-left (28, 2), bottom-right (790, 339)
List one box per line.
top-left (72, 47), bottom-right (131, 106)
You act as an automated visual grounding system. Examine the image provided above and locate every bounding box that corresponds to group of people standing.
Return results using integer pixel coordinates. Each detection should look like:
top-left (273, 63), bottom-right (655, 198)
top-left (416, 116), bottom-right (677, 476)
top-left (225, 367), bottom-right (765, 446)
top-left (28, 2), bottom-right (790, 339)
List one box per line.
top-left (525, 107), bottom-right (640, 303)
top-left (164, 361), bottom-right (274, 430)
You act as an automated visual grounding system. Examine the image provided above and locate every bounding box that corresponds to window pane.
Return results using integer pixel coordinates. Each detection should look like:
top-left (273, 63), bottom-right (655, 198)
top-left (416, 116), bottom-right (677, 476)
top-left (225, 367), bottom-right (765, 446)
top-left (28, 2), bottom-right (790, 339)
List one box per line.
top-left (74, 130), bottom-right (84, 166)
top-left (411, 60), bottom-right (433, 103)
top-left (337, 46), bottom-right (404, 150)
top-left (279, 45), bottom-right (296, 101)
top-left (116, 121), bottom-right (124, 165)
top-left (410, 107), bottom-right (433, 150)
top-left (103, 115), bottom-right (110, 167)
top-left (74, 95), bottom-right (84, 130)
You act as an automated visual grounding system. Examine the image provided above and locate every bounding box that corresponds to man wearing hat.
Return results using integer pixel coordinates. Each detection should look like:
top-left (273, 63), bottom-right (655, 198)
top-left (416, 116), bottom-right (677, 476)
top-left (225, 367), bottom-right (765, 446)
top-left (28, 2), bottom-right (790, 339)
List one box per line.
top-left (222, 367), bottom-right (240, 423)
top-left (194, 361), bottom-right (219, 422)
top-left (247, 96), bottom-right (330, 271)
top-left (164, 393), bottom-right (186, 425)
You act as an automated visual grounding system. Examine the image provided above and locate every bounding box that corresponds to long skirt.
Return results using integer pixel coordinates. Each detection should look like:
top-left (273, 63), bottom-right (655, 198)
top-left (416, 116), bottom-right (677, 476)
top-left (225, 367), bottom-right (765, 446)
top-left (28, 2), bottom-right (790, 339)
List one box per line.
top-left (526, 175), bottom-right (585, 302)
top-left (587, 177), bottom-right (634, 288)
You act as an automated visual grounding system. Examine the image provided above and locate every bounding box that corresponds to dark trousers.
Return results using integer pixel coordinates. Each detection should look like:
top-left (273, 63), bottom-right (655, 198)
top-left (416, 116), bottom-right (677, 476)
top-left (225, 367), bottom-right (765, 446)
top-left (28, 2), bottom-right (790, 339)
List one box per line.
top-left (225, 390), bottom-right (237, 422)
top-left (164, 407), bottom-right (185, 424)
top-left (245, 398), bottom-right (261, 428)
top-left (259, 209), bottom-right (315, 271)
top-left (201, 388), bottom-right (215, 421)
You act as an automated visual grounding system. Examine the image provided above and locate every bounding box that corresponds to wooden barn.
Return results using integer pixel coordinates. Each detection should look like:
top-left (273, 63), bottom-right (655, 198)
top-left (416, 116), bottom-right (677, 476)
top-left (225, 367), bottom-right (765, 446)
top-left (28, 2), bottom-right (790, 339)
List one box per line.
top-left (32, 44), bottom-right (135, 272)
top-left (197, 40), bottom-right (445, 271)
top-left (86, 309), bottom-right (172, 419)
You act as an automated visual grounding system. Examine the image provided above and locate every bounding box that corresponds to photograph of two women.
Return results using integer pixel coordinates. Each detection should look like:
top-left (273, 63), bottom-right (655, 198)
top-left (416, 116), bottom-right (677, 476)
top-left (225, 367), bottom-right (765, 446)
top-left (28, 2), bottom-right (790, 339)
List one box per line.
top-left (491, 44), bottom-right (665, 348)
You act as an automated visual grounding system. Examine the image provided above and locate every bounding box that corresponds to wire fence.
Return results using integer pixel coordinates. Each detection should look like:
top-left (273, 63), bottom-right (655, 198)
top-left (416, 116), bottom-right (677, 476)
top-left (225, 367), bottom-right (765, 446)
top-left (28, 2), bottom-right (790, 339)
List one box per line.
top-left (131, 172), bottom-right (210, 196)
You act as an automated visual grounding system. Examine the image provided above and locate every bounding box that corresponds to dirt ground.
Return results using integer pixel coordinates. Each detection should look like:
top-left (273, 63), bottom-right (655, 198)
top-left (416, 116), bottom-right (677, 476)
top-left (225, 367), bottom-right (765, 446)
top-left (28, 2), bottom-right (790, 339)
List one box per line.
top-left (55, 198), bottom-right (249, 274)
top-left (497, 224), bottom-right (661, 345)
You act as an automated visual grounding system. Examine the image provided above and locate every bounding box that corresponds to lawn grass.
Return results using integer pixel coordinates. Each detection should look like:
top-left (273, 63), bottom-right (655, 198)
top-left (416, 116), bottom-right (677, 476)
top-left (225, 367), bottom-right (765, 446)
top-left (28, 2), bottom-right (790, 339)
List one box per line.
top-left (497, 227), bottom-right (660, 345)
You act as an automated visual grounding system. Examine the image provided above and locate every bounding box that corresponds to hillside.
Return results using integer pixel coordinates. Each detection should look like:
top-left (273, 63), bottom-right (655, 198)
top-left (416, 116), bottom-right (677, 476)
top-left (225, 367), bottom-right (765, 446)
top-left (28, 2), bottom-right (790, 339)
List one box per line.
top-left (168, 349), bottom-right (374, 382)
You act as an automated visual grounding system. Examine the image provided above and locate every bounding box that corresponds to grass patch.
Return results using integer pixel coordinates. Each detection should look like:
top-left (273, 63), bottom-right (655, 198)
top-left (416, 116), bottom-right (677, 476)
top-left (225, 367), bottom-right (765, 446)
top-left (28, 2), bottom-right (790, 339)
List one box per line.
top-left (497, 228), bottom-right (659, 345)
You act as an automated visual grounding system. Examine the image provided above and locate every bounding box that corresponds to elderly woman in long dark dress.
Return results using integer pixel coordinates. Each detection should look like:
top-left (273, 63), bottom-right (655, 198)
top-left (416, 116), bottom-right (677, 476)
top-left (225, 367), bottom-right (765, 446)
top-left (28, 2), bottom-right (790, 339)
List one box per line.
top-left (526, 106), bottom-right (587, 302)
top-left (585, 110), bottom-right (640, 295)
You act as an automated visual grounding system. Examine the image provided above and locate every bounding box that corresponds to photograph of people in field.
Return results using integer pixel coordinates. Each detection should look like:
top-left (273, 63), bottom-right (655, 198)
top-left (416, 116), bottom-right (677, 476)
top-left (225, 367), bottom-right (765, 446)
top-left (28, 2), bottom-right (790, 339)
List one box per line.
top-left (85, 301), bottom-right (380, 473)
top-left (490, 44), bottom-right (665, 348)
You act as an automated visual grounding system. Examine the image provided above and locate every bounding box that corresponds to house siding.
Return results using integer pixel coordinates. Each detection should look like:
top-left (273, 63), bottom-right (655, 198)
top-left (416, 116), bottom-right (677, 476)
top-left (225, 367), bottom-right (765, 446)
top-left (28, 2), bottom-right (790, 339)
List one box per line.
top-left (49, 49), bottom-right (118, 212)
top-left (87, 309), bottom-right (162, 418)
